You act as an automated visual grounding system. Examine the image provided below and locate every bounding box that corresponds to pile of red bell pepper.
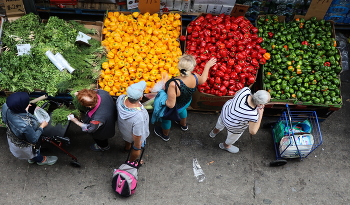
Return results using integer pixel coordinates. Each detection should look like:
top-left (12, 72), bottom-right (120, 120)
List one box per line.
top-left (183, 14), bottom-right (267, 96)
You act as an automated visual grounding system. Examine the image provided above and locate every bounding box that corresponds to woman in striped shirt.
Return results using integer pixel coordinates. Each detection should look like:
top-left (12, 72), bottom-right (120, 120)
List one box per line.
top-left (209, 88), bottom-right (270, 153)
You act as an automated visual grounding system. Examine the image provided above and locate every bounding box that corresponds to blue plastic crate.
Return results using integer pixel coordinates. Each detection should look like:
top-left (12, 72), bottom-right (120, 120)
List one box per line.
top-left (344, 16), bottom-right (350, 24)
top-left (327, 6), bottom-right (349, 14)
top-left (330, 0), bottom-right (350, 5)
top-left (324, 14), bottom-right (346, 23)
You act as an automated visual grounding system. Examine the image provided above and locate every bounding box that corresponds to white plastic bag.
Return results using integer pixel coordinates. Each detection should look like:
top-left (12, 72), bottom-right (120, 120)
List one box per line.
top-left (151, 72), bottom-right (169, 93)
top-left (34, 107), bottom-right (50, 123)
top-left (279, 134), bottom-right (314, 158)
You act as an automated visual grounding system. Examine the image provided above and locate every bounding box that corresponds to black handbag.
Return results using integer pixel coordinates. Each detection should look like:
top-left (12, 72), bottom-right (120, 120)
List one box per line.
top-left (162, 79), bottom-right (181, 121)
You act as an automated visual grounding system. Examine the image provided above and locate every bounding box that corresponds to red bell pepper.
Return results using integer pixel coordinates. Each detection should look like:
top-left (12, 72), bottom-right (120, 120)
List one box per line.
top-left (208, 77), bottom-right (215, 85)
top-left (213, 83), bottom-right (221, 90)
top-left (231, 23), bottom-right (239, 31)
top-left (251, 58), bottom-right (259, 67)
top-left (256, 37), bottom-right (264, 44)
top-left (223, 74), bottom-right (230, 81)
top-left (250, 26), bottom-right (258, 33)
top-left (236, 82), bottom-right (244, 90)
top-left (234, 65), bottom-right (242, 73)
top-left (230, 71), bottom-right (238, 80)
top-left (228, 58), bottom-right (235, 66)
top-left (227, 90), bottom-right (236, 96)
top-left (258, 58), bottom-right (266, 65)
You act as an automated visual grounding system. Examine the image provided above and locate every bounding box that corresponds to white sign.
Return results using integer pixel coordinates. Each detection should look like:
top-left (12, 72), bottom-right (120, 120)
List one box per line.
top-left (193, 4), bottom-right (208, 12)
top-left (206, 4), bottom-right (223, 14)
top-left (16, 44), bottom-right (31, 55)
top-left (76, 31), bottom-right (92, 46)
top-left (220, 5), bottom-right (234, 15)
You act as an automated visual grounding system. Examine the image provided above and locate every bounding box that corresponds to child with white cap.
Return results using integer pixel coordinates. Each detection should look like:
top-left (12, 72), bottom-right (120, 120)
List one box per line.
top-left (116, 81), bottom-right (149, 162)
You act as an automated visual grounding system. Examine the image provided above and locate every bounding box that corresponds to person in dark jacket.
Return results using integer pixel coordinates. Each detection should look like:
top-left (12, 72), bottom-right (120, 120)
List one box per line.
top-left (68, 89), bottom-right (116, 151)
top-left (1, 92), bottom-right (58, 165)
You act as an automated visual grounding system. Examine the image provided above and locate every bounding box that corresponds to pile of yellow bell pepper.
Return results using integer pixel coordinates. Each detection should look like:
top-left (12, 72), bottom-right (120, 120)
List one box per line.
top-left (99, 11), bottom-right (182, 96)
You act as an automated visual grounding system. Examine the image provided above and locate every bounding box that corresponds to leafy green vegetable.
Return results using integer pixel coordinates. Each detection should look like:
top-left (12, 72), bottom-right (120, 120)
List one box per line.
top-left (0, 13), bottom-right (105, 96)
top-left (0, 96), bottom-right (7, 127)
top-left (51, 105), bottom-right (80, 126)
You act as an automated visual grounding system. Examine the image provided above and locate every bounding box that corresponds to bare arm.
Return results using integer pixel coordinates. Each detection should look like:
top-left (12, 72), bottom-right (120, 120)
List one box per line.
top-left (165, 81), bottom-right (178, 108)
top-left (195, 58), bottom-right (217, 85)
top-left (248, 106), bottom-right (264, 135)
top-left (129, 134), bottom-right (142, 162)
top-left (70, 117), bottom-right (85, 128)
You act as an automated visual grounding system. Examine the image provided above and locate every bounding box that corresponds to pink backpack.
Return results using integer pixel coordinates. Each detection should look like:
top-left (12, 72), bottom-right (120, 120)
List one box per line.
top-left (112, 162), bottom-right (139, 197)
top-left (112, 147), bottom-right (144, 197)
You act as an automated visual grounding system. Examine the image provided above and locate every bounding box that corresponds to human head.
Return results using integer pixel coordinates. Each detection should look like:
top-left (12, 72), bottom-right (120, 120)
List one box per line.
top-left (252, 90), bottom-right (271, 105)
top-left (76, 89), bottom-right (98, 107)
top-left (127, 81), bottom-right (146, 101)
top-left (6, 92), bottom-right (30, 113)
top-left (178, 54), bottom-right (196, 77)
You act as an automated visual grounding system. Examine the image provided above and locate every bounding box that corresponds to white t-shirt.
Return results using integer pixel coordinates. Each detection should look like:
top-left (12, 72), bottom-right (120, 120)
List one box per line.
top-left (220, 87), bottom-right (259, 134)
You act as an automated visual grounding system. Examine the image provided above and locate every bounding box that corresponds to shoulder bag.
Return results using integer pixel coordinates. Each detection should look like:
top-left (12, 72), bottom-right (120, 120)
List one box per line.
top-left (162, 79), bottom-right (181, 121)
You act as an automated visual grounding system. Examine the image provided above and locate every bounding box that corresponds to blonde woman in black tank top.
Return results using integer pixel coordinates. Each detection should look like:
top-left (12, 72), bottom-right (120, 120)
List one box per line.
top-left (154, 54), bottom-right (217, 141)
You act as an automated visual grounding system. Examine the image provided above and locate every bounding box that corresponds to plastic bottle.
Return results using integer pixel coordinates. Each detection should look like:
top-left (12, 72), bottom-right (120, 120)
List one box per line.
top-left (193, 158), bottom-right (205, 182)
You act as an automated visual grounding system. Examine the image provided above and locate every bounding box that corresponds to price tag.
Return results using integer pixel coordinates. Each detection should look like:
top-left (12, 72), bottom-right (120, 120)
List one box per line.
top-left (16, 44), bottom-right (31, 55)
top-left (75, 31), bottom-right (92, 46)
top-left (4, 0), bottom-right (25, 14)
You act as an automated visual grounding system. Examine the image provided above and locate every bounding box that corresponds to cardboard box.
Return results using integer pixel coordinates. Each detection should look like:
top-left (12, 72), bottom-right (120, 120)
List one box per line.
top-left (173, 0), bottom-right (182, 11)
top-left (4, 0), bottom-right (25, 22)
top-left (127, 0), bottom-right (139, 10)
top-left (230, 4), bottom-right (249, 17)
top-left (220, 5), bottom-right (234, 15)
top-left (181, 0), bottom-right (191, 12)
top-left (192, 4), bottom-right (208, 13)
top-left (77, 20), bottom-right (103, 41)
top-left (190, 90), bottom-right (234, 111)
top-left (206, 4), bottom-right (222, 15)
top-left (294, 0), bottom-right (333, 20)
top-left (166, 0), bottom-right (174, 10)
top-left (138, 0), bottom-right (160, 14)
top-left (193, 0), bottom-right (235, 6)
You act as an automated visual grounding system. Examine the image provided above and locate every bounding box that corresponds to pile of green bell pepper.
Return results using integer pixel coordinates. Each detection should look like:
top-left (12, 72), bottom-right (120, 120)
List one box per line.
top-left (257, 15), bottom-right (342, 105)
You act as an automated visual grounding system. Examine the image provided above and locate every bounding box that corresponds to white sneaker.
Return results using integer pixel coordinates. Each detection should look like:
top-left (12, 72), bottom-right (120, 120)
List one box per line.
top-left (209, 129), bottom-right (217, 138)
top-left (219, 143), bottom-right (239, 153)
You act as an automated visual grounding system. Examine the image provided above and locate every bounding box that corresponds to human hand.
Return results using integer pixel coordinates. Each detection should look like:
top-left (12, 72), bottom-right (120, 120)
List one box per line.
top-left (257, 105), bottom-right (265, 115)
top-left (205, 57), bottom-right (217, 68)
top-left (40, 121), bottom-right (48, 128)
top-left (67, 114), bottom-right (75, 121)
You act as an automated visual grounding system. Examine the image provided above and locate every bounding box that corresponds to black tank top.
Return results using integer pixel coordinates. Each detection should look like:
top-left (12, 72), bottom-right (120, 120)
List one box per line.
top-left (165, 74), bottom-right (198, 108)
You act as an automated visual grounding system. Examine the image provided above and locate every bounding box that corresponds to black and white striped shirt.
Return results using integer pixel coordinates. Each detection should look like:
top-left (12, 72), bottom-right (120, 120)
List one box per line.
top-left (220, 87), bottom-right (259, 134)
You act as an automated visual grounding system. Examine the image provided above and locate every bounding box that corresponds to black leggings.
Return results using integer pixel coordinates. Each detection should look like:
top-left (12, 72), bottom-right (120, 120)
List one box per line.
top-left (93, 138), bottom-right (109, 148)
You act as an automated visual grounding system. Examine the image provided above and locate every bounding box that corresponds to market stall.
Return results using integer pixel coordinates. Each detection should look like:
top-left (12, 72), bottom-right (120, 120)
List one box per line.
top-left (0, 0), bottom-right (348, 122)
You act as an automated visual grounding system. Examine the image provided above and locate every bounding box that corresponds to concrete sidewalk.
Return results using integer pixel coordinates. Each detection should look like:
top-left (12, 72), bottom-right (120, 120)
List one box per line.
top-left (1, 80), bottom-right (350, 205)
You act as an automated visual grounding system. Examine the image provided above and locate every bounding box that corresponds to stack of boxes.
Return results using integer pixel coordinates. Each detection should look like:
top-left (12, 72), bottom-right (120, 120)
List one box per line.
top-left (160, 0), bottom-right (237, 14)
top-left (192, 0), bottom-right (236, 14)
top-left (161, 0), bottom-right (188, 11)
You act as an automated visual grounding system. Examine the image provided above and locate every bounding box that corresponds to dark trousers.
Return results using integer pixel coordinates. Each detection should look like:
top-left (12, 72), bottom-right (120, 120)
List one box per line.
top-left (93, 138), bottom-right (109, 148)
top-left (32, 149), bottom-right (44, 162)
